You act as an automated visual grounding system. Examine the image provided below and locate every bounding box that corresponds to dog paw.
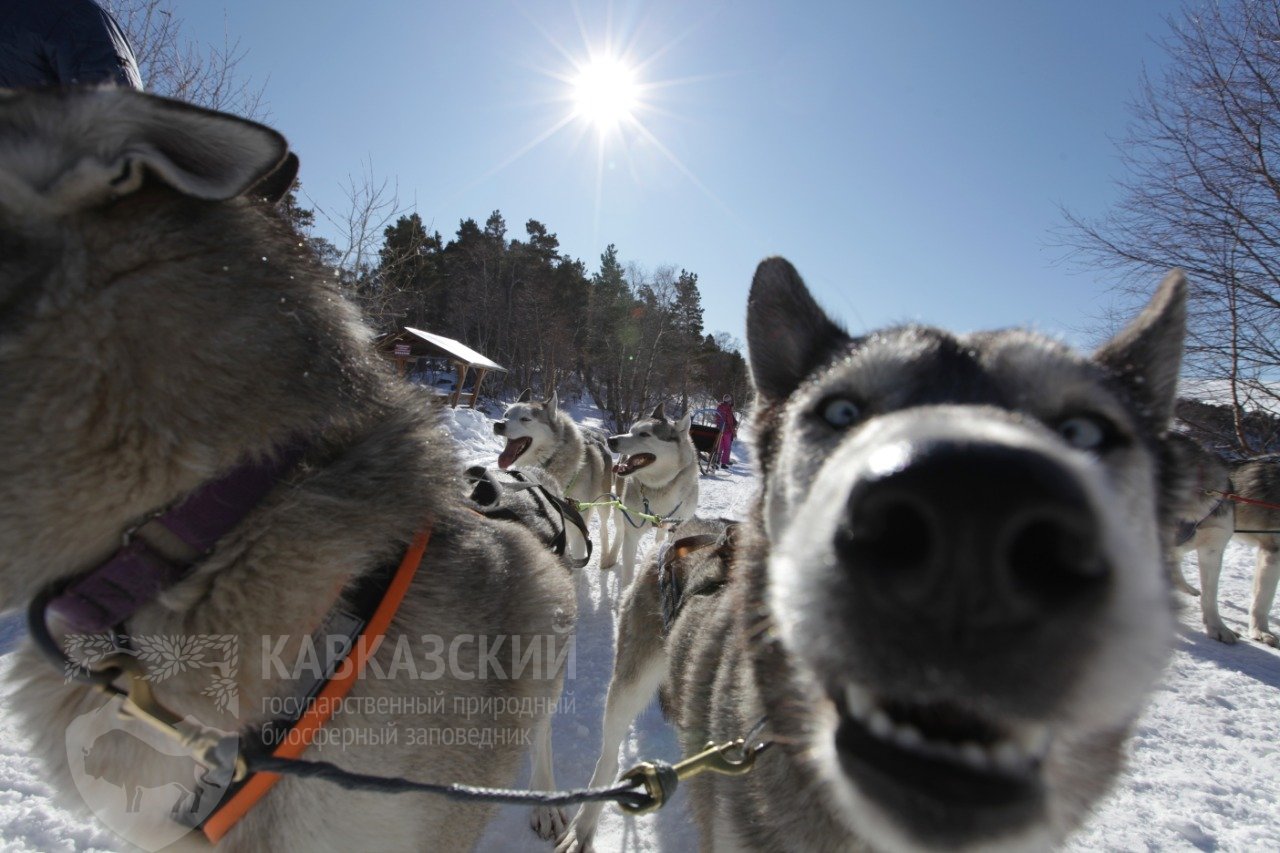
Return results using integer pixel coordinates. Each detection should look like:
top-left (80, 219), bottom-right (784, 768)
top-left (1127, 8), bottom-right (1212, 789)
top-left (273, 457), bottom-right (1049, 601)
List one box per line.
top-left (554, 826), bottom-right (593, 853)
top-left (1205, 622), bottom-right (1238, 644)
top-left (531, 805), bottom-right (568, 840)
top-left (1249, 628), bottom-right (1278, 647)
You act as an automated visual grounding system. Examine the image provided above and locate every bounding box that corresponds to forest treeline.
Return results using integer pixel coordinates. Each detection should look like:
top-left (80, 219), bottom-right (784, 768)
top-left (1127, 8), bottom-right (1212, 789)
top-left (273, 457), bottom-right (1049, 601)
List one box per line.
top-left (284, 199), bottom-right (749, 430)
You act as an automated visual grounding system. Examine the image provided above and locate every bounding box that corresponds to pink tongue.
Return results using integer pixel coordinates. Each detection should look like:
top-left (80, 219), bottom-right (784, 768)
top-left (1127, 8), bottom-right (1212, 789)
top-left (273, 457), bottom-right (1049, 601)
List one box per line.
top-left (612, 456), bottom-right (631, 475)
top-left (498, 441), bottom-right (522, 469)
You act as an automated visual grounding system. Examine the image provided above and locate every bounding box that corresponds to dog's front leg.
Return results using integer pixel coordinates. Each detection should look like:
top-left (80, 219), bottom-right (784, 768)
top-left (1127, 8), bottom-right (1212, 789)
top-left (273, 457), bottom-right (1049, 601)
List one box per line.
top-left (529, 711), bottom-right (567, 839)
top-left (1248, 543), bottom-right (1280, 646)
top-left (618, 525), bottom-right (641, 594)
top-left (1196, 530), bottom-right (1238, 642)
top-left (556, 580), bottom-right (666, 852)
top-left (1171, 545), bottom-right (1200, 596)
top-left (594, 505), bottom-right (612, 568)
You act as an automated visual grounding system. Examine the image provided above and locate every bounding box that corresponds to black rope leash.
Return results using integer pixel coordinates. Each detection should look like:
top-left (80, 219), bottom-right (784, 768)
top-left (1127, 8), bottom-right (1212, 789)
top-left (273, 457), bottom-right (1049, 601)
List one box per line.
top-left (248, 753), bottom-right (653, 810)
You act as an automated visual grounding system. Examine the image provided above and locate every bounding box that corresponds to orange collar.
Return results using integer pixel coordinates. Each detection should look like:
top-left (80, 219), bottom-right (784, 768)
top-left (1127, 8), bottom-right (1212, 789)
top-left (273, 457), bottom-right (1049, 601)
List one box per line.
top-left (201, 525), bottom-right (432, 844)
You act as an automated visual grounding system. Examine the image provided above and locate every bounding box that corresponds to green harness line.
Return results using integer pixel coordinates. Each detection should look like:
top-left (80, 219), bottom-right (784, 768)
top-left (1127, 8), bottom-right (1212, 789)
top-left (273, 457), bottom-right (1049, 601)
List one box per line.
top-left (575, 494), bottom-right (674, 527)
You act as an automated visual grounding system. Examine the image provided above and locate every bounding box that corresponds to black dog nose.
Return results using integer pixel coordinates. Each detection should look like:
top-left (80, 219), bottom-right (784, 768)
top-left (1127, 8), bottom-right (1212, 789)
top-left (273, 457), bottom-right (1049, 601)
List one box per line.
top-left (493, 422), bottom-right (505, 436)
top-left (838, 441), bottom-right (1107, 619)
top-left (607, 436), bottom-right (619, 452)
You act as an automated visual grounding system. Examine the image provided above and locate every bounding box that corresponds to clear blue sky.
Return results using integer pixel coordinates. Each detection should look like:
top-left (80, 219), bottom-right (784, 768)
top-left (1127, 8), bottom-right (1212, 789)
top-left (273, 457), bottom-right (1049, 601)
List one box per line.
top-left (181, 1), bottom-right (1178, 348)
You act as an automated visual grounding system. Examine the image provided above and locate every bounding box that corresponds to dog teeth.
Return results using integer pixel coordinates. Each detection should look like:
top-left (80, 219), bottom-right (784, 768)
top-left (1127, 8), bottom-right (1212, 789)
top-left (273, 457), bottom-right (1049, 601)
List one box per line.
top-left (839, 684), bottom-right (1052, 775)
top-left (1014, 724), bottom-right (1053, 759)
top-left (891, 724), bottom-right (923, 750)
top-left (991, 741), bottom-right (1026, 773)
top-left (844, 684), bottom-right (873, 719)
top-left (958, 742), bottom-right (989, 770)
top-left (867, 709), bottom-right (893, 739)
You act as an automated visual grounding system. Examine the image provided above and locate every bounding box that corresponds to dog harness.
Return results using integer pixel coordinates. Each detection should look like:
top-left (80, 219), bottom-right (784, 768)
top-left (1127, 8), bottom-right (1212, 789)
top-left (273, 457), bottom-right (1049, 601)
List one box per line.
top-left (199, 527), bottom-right (431, 843)
top-left (466, 467), bottom-right (593, 568)
top-left (656, 524), bottom-right (738, 633)
top-left (26, 442), bottom-right (433, 845)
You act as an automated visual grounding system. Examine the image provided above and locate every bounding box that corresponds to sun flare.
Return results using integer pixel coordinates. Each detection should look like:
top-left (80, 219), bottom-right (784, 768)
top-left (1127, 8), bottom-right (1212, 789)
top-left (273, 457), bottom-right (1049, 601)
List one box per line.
top-left (571, 56), bottom-right (639, 131)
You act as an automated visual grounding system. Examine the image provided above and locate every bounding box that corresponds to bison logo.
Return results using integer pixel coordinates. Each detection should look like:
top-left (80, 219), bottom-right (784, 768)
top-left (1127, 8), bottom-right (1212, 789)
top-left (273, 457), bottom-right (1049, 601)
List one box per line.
top-left (67, 699), bottom-right (236, 851)
top-left (82, 728), bottom-right (206, 815)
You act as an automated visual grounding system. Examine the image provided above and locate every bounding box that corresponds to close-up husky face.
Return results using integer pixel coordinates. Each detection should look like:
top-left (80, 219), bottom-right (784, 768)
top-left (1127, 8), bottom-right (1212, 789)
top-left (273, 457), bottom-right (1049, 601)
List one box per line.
top-left (607, 403), bottom-right (692, 479)
top-left (745, 259), bottom-right (1185, 851)
top-left (494, 388), bottom-right (560, 468)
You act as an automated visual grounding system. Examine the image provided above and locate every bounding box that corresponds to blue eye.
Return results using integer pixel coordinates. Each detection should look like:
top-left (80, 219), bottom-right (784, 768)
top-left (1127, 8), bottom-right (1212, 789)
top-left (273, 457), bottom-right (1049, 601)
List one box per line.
top-left (822, 398), bottom-right (861, 428)
top-left (1057, 416), bottom-right (1106, 450)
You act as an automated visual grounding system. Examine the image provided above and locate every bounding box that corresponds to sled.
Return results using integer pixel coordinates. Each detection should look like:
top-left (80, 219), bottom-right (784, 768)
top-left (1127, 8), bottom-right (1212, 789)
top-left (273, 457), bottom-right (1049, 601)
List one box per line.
top-left (689, 408), bottom-right (727, 475)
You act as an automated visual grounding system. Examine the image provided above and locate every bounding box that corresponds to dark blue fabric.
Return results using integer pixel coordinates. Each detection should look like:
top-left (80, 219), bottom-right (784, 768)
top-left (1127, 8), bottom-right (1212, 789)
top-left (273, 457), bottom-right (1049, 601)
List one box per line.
top-left (0, 0), bottom-right (142, 89)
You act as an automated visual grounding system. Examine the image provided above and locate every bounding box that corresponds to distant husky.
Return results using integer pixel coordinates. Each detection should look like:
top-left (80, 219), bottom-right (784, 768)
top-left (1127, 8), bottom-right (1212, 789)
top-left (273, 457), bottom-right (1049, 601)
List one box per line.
top-left (559, 257), bottom-right (1186, 852)
top-left (0, 89), bottom-right (574, 850)
top-left (1167, 434), bottom-right (1280, 645)
top-left (602, 403), bottom-right (700, 591)
top-left (495, 390), bottom-right (614, 565)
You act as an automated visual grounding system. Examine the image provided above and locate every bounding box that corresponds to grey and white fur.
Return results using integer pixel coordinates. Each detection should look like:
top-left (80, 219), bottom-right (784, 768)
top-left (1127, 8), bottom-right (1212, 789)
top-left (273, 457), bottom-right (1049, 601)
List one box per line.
top-left (603, 403), bottom-right (701, 592)
top-left (0, 88), bottom-right (575, 851)
top-left (494, 389), bottom-right (614, 566)
top-left (560, 257), bottom-right (1187, 852)
top-left (1167, 433), bottom-right (1280, 645)
top-left (465, 464), bottom-right (590, 569)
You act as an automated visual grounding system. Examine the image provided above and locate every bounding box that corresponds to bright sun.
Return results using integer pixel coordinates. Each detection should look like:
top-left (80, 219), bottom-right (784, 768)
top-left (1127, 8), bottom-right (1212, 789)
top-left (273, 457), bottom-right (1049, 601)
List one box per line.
top-left (571, 56), bottom-right (638, 132)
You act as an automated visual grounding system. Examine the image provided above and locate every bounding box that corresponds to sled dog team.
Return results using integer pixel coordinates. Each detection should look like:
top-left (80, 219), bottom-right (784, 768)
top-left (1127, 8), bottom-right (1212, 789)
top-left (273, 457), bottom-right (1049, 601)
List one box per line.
top-left (0, 87), bottom-right (1274, 853)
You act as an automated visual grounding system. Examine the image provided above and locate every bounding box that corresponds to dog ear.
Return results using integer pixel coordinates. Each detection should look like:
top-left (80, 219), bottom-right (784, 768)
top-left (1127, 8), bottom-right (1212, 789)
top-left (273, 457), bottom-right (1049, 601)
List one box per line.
top-left (248, 152), bottom-right (300, 204)
top-left (651, 402), bottom-right (666, 421)
top-left (518, 388), bottom-right (532, 403)
top-left (1093, 270), bottom-right (1187, 429)
top-left (465, 466), bottom-right (501, 507)
top-left (40, 90), bottom-right (289, 210)
top-left (747, 257), bottom-right (849, 401)
top-left (677, 411), bottom-right (692, 433)
top-left (545, 390), bottom-right (559, 416)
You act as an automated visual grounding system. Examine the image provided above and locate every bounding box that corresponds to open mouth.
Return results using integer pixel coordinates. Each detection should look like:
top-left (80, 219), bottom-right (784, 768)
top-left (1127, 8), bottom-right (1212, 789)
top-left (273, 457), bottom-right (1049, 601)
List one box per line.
top-left (498, 437), bottom-right (532, 469)
top-left (833, 684), bottom-right (1049, 814)
top-left (612, 453), bottom-right (655, 477)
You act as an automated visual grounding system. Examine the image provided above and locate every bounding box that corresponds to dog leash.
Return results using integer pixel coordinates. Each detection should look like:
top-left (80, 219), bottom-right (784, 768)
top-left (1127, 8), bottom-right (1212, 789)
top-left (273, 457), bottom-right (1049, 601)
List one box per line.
top-left (1206, 489), bottom-right (1280, 513)
top-left (241, 716), bottom-right (772, 817)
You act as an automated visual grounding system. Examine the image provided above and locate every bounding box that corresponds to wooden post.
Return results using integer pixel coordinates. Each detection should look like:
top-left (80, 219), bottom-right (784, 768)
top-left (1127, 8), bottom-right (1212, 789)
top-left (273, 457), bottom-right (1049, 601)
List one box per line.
top-left (449, 361), bottom-right (467, 408)
top-left (469, 367), bottom-right (489, 408)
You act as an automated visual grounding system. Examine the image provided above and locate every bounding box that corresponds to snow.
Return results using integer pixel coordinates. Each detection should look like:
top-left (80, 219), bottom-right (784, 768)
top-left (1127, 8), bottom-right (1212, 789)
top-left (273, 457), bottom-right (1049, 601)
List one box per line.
top-left (2, 399), bottom-right (1278, 851)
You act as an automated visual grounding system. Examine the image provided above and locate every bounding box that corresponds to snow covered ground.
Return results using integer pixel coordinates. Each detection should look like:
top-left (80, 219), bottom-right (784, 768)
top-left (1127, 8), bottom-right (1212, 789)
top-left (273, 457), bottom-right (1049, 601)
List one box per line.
top-left (2, 400), bottom-right (1278, 851)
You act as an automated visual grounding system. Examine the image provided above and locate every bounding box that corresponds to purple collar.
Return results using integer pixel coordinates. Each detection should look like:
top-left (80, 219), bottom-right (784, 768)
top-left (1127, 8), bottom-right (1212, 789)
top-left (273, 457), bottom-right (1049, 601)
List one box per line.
top-left (46, 443), bottom-right (307, 634)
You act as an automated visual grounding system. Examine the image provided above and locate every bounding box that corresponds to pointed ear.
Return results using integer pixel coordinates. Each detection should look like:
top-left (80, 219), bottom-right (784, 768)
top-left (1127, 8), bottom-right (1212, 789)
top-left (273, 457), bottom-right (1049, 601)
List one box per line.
top-left (37, 90), bottom-right (289, 210)
top-left (545, 391), bottom-right (559, 416)
top-left (517, 388), bottom-right (532, 403)
top-left (651, 402), bottom-right (666, 421)
top-left (1093, 270), bottom-right (1187, 429)
top-left (747, 257), bottom-right (850, 401)
top-left (248, 152), bottom-right (299, 204)
top-left (465, 467), bottom-right (500, 507)
top-left (677, 412), bottom-right (692, 433)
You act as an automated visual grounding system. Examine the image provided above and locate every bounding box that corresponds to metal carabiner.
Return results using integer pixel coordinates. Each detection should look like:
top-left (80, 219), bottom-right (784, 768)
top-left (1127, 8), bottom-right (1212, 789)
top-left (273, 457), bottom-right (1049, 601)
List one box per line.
top-left (104, 653), bottom-right (248, 786)
top-left (618, 737), bottom-right (763, 815)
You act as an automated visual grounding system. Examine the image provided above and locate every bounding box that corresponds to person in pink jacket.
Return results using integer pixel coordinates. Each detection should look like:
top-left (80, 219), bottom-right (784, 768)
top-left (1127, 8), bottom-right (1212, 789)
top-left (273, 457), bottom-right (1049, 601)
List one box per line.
top-left (715, 394), bottom-right (737, 468)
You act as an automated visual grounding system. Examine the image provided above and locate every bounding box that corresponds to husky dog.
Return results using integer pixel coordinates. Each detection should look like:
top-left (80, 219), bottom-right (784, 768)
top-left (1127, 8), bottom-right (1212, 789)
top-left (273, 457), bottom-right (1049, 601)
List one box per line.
top-left (559, 257), bottom-right (1186, 852)
top-left (465, 465), bottom-right (591, 569)
top-left (1164, 433), bottom-right (1232, 597)
top-left (603, 403), bottom-right (700, 591)
top-left (0, 89), bottom-right (575, 850)
top-left (494, 389), bottom-right (614, 565)
top-left (1167, 435), bottom-right (1280, 645)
